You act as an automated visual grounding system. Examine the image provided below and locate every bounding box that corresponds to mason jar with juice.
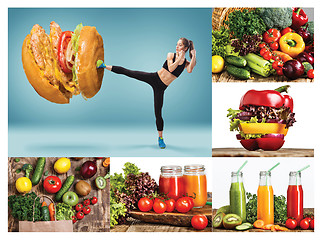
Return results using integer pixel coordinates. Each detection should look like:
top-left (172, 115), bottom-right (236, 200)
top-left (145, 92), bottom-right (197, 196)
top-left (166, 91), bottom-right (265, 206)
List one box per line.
top-left (287, 171), bottom-right (303, 226)
top-left (257, 171), bottom-right (274, 225)
top-left (229, 171), bottom-right (246, 222)
top-left (183, 164), bottom-right (207, 208)
top-left (159, 165), bottom-right (184, 200)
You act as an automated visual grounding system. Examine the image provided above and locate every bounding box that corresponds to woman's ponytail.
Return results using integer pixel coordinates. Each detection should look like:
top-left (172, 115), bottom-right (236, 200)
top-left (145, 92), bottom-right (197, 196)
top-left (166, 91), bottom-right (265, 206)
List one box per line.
top-left (188, 40), bottom-right (194, 59)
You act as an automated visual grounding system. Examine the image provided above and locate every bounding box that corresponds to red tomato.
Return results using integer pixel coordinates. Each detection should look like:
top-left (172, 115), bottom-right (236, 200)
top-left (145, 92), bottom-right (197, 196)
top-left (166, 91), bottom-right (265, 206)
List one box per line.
top-left (83, 199), bottom-right (90, 206)
top-left (90, 197), bottom-right (98, 205)
top-left (259, 43), bottom-right (267, 49)
top-left (285, 218), bottom-right (297, 230)
top-left (175, 197), bottom-right (191, 213)
top-left (263, 51), bottom-right (273, 60)
top-left (263, 29), bottom-right (281, 43)
top-left (272, 61), bottom-right (283, 70)
top-left (257, 138), bottom-right (285, 151)
top-left (191, 215), bottom-right (208, 230)
top-left (43, 176), bottom-right (62, 193)
top-left (75, 203), bottom-right (83, 212)
top-left (83, 206), bottom-right (91, 215)
top-left (72, 216), bottom-right (77, 223)
top-left (153, 200), bottom-right (167, 214)
top-left (309, 219), bottom-right (314, 230)
top-left (304, 217), bottom-right (312, 223)
top-left (58, 31), bottom-right (74, 73)
top-left (300, 219), bottom-right (310, 230)
top-left (272, 55), bottom-right (281, 61)
top-left (269, 42), bottom-right (279, 51)
top-left (138, 197), bottom-right (153, 212)
top-left (281, 27), bottom-right (294, 36)
top-left (76, 211), bottom-right (84, 220)
top-left (260, 47), bottom-right (269, 57)
top-left (307, 69), bottom-right (314, 79)
top-left (276, 68), bottom-right (284, 76)
top-left (165, 199), bottom-right (176, 212)
top-left (184, 197), bottom-right (194, 210)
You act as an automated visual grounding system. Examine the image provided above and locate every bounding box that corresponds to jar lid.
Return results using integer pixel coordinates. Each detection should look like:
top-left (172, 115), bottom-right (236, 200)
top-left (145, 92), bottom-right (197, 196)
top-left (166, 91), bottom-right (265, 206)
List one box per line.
top-left (184, 164), bottom-right (205, 172)
top-left (231, 171), bottom-right (243, 177)
top-left (289, 171), bottom-right (301, 177)
top-left (161, 165), bottom-right (182, 173)
top-left (259, 171), bottom-right (271, 176)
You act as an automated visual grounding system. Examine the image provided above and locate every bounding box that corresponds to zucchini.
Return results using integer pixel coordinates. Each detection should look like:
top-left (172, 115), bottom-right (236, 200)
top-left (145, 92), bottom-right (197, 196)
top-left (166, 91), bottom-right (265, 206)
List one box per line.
top-left (225, 55), bottom-right (247, 67)
top-left (55, 175), bottom-right (75, 202)
top-left (226, 65), bottom-right (250, 80)
top-left (41, 206), bottom-right (50, 221)
top-left (31, 157), bottom-right (46, 185)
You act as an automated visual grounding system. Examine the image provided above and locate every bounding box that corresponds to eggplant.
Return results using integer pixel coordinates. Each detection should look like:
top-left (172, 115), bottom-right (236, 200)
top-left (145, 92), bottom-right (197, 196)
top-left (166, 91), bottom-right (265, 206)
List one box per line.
top-left (282, 60), bottom-right (304, 80)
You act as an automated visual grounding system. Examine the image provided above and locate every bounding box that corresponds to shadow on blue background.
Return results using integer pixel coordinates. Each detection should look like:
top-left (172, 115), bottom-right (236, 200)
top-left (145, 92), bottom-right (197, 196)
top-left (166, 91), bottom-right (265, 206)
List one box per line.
top-left (8, 8), bottom-right (211, 157)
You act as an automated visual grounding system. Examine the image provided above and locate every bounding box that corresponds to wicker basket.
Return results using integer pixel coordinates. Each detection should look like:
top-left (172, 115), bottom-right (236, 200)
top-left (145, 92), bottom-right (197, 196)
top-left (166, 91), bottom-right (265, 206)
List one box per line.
top-left (212, 7), bottom-right (256, 31)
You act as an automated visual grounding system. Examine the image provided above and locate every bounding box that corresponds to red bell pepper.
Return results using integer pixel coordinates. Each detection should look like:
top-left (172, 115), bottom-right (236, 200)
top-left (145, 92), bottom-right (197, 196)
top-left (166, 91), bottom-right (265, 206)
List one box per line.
top-left (292, 8), bottom-right (308, 30)
top-left (239, 85), bottom-right (293, 112)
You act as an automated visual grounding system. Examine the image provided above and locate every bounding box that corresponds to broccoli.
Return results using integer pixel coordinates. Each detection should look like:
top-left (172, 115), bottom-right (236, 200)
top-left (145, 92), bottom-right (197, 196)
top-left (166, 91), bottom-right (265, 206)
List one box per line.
top-left (257, 8), bottom-right (293, 30)
top-left (22, 164), bottom-right (33, 178)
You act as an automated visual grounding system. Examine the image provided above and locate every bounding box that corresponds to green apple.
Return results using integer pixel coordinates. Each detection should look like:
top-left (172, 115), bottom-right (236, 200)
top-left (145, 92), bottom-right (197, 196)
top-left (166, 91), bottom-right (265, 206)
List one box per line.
top-left (62, 191), bottom-right (79, 206)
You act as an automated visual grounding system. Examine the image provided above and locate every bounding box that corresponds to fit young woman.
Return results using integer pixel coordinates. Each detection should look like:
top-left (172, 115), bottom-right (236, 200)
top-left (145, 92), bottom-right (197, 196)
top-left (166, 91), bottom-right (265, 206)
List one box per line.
top-left (105, 38), bottom-right (196, 149)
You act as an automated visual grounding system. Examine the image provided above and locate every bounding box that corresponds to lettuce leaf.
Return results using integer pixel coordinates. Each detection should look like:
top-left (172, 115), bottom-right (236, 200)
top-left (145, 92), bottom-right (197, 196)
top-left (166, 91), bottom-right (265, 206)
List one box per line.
top-left (71, 23), bottom-right (83, 83)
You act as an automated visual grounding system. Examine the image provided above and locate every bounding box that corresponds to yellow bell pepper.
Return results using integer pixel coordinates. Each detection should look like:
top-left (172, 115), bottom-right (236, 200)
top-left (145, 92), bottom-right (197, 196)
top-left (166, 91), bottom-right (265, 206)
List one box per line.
top-left (279, 32), bottom-right (305, 58)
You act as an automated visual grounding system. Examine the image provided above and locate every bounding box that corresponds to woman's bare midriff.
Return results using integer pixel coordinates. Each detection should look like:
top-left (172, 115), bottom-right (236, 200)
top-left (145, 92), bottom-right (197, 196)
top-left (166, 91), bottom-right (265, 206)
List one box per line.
top-left (157, 68), bottom-right (177, 86)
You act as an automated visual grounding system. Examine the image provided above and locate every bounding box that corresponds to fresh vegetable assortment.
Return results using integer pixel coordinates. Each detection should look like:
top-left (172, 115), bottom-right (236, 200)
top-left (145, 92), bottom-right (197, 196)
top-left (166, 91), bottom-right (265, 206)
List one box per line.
top-left (212, 7), bottom-right (314, 80)
top-left (227, 85), bottom-right (296, 151)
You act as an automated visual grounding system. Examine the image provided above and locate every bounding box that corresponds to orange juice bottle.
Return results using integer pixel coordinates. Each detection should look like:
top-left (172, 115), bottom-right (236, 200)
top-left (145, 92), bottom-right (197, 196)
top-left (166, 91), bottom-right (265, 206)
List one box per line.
top-left (183, 164), bottom-right (207, 208)
top-left (257, 171), bottom-right (274, 225)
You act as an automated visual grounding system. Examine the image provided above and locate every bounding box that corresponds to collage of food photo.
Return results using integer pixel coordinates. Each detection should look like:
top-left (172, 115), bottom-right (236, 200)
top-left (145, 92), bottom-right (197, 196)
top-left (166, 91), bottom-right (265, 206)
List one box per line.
top-left (4, 2), bottom-right (319, 239)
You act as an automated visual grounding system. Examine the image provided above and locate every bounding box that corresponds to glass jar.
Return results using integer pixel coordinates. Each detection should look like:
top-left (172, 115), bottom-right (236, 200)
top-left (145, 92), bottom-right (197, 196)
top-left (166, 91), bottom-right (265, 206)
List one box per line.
top-left (257, 171), bottom-right (274, 225)
top-left (183, 164), bottom-right (207, 208)
top-left (287, 171), bottom-right (303, 226)
top-left (229, 171), bottom-right (246, 222)
top-left (159, 165), bottom-right (184, 200)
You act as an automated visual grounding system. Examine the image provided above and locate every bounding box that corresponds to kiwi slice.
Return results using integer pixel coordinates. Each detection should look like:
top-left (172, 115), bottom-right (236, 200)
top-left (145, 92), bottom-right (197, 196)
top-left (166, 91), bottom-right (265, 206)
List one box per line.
top-left (216, 205), bottom-right (231, 214)
top-left (235, 222), bottom-right (253, 231)
top-left (213, 212), bottom-right (225, 228)
top-left (223, 213), bottom-right (242, 230)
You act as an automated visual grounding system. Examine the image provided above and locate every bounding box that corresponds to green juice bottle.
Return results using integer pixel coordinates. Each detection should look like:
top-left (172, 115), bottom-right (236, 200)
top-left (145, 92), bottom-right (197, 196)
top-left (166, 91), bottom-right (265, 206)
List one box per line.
top-left (229, 171), bottom-right (246, 222)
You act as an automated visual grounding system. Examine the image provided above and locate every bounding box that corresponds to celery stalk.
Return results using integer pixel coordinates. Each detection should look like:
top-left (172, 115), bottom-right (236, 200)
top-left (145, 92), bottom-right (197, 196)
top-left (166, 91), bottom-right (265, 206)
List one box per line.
top-left (243, 53), bottom-right (272, 77)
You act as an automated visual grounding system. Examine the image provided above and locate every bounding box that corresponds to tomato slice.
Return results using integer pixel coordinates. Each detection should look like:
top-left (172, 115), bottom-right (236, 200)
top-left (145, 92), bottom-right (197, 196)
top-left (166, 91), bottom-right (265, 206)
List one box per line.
top-left (256, 137), bottom-right (285, 151)
top-left (240, 139), bottom-right (259, 151)
top-left (58, 31), bottom-right (73, 73)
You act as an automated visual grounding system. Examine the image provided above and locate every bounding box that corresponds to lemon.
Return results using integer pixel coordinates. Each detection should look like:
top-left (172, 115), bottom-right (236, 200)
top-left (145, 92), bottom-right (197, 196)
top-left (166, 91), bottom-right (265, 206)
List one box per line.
top-left (16, 177), bottom-right (32, 194)
top-left (212, 55), bottom-right (225, 73)
top-left (54, 157), bottom-right (71, 174)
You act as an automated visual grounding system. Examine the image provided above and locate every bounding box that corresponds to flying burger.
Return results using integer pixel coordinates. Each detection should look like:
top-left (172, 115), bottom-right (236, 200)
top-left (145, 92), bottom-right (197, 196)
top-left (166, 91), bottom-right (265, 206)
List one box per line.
top-left (227, 85), bottom-right (296, 151)
top-left (22, 21), bottom-right (104, 104)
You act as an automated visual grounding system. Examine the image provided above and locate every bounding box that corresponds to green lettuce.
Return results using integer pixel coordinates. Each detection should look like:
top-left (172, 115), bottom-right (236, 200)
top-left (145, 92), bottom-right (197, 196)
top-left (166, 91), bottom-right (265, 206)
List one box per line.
top-left (71, 23), bottom-right (83, 83)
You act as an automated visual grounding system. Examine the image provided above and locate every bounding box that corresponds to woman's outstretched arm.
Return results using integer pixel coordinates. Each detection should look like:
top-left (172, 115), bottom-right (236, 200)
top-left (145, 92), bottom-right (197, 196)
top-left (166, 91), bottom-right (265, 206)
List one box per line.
top-left (186, 49), bottom-right (196, 73)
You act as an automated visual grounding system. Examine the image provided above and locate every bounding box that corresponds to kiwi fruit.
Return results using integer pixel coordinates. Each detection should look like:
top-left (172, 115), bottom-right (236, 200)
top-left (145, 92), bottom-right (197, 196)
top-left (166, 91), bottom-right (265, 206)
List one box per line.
top-left (216, 205), bottom-right (231, 215)
top-left (223, 213), bottom-right (242, 230)
top-left (213, 212), bottom-right (225, 228)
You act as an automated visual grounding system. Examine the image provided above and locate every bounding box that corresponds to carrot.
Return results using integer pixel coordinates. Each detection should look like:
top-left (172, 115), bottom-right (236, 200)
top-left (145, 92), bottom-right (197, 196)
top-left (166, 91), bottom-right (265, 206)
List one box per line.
top-left (42, 201), bottom-right (47, 207)
top-left (102, 157), bottom-right (110, 168)
top-left (253, 219), bottom-right (265, 229)
top-left (272, 51), bottom-right (293, 62)
top-left (48, 203), bottom-right (55, 221)
top-left (263, 224), bottom-right (274, 230)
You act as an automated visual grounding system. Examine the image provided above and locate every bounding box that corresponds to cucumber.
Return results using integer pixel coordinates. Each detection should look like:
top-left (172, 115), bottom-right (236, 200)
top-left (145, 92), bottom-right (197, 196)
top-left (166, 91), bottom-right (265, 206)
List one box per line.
top-left (225, 55), bottom-right (247, 67)
top-left (55, 175), bottom-right (75, 202)
top-left (41, 206), bottom-right (50, 221)
top-left (226, 65), bottom-right (250, 80)
top-left (31, 157), bottom-right (46, 185)
top-left (235, 222), bottom-right (253, 231)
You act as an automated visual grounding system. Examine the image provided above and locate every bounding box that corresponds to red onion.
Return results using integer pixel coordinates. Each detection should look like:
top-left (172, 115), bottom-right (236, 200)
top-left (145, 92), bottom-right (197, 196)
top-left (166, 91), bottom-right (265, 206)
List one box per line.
top-left (80, 160), bottom-right (97, 179)
top-left (262, 134), bottom-right (284, 140)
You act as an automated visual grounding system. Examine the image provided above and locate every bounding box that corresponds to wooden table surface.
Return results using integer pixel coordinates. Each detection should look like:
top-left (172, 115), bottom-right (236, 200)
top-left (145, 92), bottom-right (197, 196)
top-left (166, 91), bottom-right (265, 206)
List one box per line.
top-left (212, 72), bottom-right (313, 83)
top-left (212, 148), bottom-right (314, 157)
top-left (8, 157), bottom-right (109, 232)
top-left (213, 208), bottom-right (314, 232)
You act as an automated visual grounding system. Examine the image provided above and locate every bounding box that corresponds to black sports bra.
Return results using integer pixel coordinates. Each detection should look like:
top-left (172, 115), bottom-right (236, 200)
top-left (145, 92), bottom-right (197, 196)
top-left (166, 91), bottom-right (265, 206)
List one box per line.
top-left (162, 53), bottom-right (186, 77)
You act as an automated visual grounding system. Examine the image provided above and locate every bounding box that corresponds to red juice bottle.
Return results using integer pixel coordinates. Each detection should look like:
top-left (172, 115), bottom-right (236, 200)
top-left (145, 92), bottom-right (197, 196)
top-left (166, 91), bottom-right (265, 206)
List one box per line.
top-left (159, 166), bottom-right (184, 200)
top-left (287, 171), bottom-right (303, 226)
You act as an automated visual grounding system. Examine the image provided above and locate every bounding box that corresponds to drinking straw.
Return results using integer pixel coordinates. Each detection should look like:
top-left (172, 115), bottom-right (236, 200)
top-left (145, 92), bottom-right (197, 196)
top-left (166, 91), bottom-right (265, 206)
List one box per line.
top-left (298, 165), bottom-right (310, 172)
top-left (236, 160), bottom-right (248, 182)
top-left (266, 162), bottom-right (280, 185)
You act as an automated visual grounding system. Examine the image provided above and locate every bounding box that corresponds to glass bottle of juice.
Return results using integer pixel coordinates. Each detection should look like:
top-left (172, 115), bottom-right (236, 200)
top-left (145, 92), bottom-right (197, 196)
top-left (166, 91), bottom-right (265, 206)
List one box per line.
top-left (257, 171), bottom-right (274, 225)
top-left (287, 171), bottom-right (303, 226)
top-left (159, 165), bottom-right (184, 200)
top-left (183, 164), bottom-right (207, 208)
top-left (229, 171), bottom-right (246, 222)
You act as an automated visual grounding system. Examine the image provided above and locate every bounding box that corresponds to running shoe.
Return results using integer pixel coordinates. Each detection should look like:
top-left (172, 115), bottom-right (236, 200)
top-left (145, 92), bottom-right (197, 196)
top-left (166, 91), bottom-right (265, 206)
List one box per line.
top-left (158, 137), bottom-right (166, 149)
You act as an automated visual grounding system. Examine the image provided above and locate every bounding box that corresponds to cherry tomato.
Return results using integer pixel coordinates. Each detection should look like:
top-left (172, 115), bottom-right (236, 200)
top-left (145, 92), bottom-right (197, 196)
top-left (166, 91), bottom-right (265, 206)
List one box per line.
top-left (263, 51), bottom-right (273, 60)
top-left (138, 197), bottom-right (153, 212)
top-left (153, 200), bottom-right (167, 214)
top-left (285, 218), bottom-right (297, 230)
top-left (57, 31), bottom-right (74, 73)
top-left (75, 203), bottom-right (83, 212)
top-left (269, 42), bottom-right (279, 51)
top-left (307, 69), bottom-right (314, 79)
top-left (304, 217), bottom-right (312, 223)
top-left (272, 61), bottom-right (283, 70)
top-left (300, 219), bottom-right (310, 230)
top-left (260, 47), bottom-right (269, 57)
top-left (83, 206), bottom-right (91, 215)
top-left (43, 176), bottom-right (62, 194)
top-left (83, 199), bottom-right (90, 206)
top-left (281, 27), bottom-right (294, 36)
top-left (175, 197), bottom-right (191, 213)
top-left (263, 28), bottom-right (281, 43)
top-left (276, 68), bottom-right (284, 76)
top-left (310, 219), bottom-right (314, 230)
top-left (76, 211), bottom-right (84, 220)
top-left (72, 215), bottom-right (77, 223)
top-left (257, 137), bottom-right (285, 151)
top-left (165, 199), bottom-right (176, 212)
top-left (90, 197), bottom-right (98, 205)
top-left (240, 139), bottom-right (259, 151)
top-left (191, 215), bottom-right (208, 230)
top-left (272, 55), bottom-right (281, 61)
top-left (259, 43), bottom-right (267, 49)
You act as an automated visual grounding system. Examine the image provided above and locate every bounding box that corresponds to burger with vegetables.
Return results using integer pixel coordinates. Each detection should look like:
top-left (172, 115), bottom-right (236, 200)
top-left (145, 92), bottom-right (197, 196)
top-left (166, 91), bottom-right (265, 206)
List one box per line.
top-left (227, 85), bottom-right (296, 151)
top-left (22, 21), bottom-right (104, 104)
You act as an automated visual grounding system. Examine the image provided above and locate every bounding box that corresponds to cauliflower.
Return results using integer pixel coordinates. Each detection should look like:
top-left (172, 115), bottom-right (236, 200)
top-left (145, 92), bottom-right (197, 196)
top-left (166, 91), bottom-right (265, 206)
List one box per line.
top-left (257, 8), bottom-right (293, 30)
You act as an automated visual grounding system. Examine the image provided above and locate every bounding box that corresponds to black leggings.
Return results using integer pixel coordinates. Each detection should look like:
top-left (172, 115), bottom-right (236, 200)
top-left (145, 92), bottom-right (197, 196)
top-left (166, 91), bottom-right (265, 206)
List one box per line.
top-left (111, 66), bottom-right (168, 131)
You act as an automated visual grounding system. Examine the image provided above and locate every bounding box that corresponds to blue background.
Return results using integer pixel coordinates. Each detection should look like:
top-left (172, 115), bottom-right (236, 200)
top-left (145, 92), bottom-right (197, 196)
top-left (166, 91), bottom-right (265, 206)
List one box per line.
top-left (8, 8), bottom-right (212, 157)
